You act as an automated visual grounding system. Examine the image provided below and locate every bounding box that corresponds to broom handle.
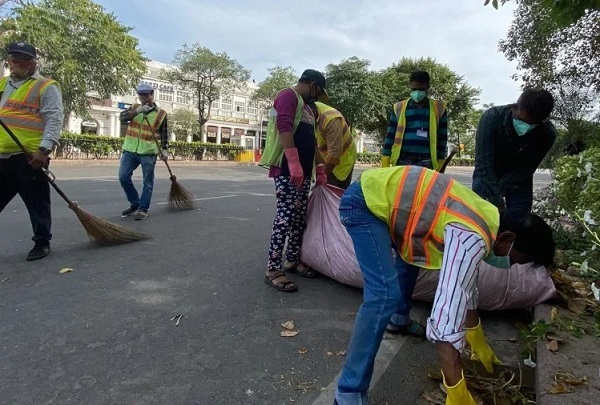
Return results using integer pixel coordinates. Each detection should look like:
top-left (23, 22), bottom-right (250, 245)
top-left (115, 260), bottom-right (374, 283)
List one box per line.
top-left (0, 117), bottom-right (75, 206)
top-left (142, 114), bottom-right (174, 178)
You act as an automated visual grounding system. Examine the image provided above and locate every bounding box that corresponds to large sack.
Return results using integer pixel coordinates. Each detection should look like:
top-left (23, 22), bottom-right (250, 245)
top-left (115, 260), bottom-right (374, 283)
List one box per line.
top-left (300, 185), bottom-right (559, 310)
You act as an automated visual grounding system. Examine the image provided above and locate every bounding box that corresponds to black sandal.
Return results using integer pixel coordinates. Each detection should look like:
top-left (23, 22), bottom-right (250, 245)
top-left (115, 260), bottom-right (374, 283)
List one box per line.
top-left (265, 271), bottom-right (298, 292)
top-left (386, 320), bottom-right (427, 339)
top-left (284, 261), bottom-right (318, 278)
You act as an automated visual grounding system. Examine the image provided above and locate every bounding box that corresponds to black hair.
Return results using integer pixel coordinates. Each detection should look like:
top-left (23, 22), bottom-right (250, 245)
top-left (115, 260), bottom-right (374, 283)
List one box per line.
top-left (409, 71), bottom-right (430, 85)
top-left (499, 212), bottom-right (555, 266)
top-left (517, 89), bottom-right (554, 122)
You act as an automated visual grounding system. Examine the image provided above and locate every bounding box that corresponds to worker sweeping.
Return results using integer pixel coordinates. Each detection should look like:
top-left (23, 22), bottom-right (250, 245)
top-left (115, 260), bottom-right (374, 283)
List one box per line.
top-left (333, 165), bottom-right (555, 405)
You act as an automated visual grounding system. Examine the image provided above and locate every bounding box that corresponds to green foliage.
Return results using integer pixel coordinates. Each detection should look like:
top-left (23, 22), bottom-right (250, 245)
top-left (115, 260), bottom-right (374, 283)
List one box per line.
top-left (55, 133), bottom-right (243, 161)
top-left (162, 43), bottom-right (251, 136)
top-left (1, 0), bottom-right (146, 125)
top-left (356, 152), bottom-right (380, 165)
top-left (252, 66), bottom-right (296, 106)
top-left (170, 108), bottom-right (200, 141)
top-left (486, 0), bottom-right (599, 26)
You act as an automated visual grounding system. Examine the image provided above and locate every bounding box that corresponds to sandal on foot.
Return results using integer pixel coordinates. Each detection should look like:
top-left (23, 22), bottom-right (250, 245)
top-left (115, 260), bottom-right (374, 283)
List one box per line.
top-left (386, 319), bottom-right (427, 339)
top-left (265, 271), bottom-right (298, 292)
top-left (284, 261), bottom-right (318, 279)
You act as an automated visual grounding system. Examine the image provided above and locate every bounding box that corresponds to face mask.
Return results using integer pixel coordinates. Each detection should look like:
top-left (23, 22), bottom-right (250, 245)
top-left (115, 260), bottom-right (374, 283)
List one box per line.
top-left (410, 90), bottom-right (427, 103)
top-left (513, 119), bottom-right (537, 136)
top-left (483, 242), bottom-right (514, 269)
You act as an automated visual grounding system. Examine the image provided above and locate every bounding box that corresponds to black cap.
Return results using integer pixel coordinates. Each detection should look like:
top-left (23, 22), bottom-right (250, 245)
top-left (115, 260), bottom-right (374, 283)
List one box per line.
top-left (7, 42), bottom-right (37, 58)
top-left (300, 69), bottom-right (327, 89)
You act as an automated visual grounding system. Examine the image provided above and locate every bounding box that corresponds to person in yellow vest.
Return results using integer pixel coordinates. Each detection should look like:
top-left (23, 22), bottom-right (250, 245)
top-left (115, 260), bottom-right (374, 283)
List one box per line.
top-left (118, 83), bottom-right (168, 221)
top-left (310, 102), bottom-right (357, 189)
top-left (0, 42), bottom-right (64, 261)
top-left (381, 71), bottom-right (448, 170)
top-left (334, 166), bottom-right (555, 405)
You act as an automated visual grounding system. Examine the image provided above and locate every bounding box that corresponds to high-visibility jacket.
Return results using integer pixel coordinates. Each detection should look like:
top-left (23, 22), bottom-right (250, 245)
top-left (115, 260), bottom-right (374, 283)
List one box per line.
top-left (258, 88), bottom-right (305, 168)
top-left (314, 101), bottom-right (356, 181)
top-left (123, 103), bottom-right (167, 155)
top-left (390, 98), bottom-right (446, 170)
top-left (360, 166), bottom-right (499, 269)
top-left (0, 76), bottom-right (57, 154)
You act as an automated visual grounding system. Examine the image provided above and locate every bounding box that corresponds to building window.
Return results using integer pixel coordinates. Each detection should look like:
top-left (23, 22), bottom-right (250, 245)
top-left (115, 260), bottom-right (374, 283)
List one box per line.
top-left (176, 91), bottom-right (189, 105)
top-left (247, 102), bottom-right (257, 115)
top-left (207, 125), bottom-right (218, 143)
top-left (212, 100), bottom-right (219, 109)
top-left (221, 95), bottom-right (233, 111)
top-left (221, 127), bottom-right (231, 143)
top-left (234, 100), bottom-right (246, 113)
top-left (158, 91), bottom-right (173, 102)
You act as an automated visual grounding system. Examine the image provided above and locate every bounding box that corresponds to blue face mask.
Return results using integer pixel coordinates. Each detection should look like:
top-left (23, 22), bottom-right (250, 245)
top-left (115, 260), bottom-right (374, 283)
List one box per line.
top-left (410, 90), bottom-right (427, 103)
top-left (513, 119), bottom-right (537, 136)
top-left (483, 242), bottom-right (514, 269)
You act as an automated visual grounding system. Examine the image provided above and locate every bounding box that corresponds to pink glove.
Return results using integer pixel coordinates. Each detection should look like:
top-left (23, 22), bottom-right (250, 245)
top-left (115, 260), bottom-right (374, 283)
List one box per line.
top-left (285, 148), bottom-right (304, 188)
top-left (316, 164), bottom-right (327, 186)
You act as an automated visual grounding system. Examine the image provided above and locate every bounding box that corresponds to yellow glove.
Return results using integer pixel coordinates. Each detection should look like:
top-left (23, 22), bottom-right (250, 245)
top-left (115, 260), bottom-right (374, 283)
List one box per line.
top-left (465, 319), bottom-right (503, 374)
top-left (443, 371), bottom-right (478, 405)
top-left (381, 155), bottom-right (390, 168)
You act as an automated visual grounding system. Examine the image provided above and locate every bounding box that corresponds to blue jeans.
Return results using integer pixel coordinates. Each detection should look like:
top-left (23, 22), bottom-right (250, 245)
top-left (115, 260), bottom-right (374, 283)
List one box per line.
top-left (335, 182), bottom-right (419, 405)
top-left (118, 151), bottom-right (157, 211)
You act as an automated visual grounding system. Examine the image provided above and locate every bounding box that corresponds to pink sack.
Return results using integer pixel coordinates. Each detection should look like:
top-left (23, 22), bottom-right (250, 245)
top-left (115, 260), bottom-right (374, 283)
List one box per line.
top-left (300, 185), bottom-right (559, 310)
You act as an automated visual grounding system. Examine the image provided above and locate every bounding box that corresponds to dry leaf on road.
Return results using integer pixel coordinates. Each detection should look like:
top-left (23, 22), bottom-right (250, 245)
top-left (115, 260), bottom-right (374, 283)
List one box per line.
top-left (280, 330), bottom-right (299, 337)
top-left (298, 348), bottom-right (308, 354)
top-left (281, 320), bottom-right (295, 330)
top-left (326, 351), bottom-right (334, 356)
top-left (337, 350), bottom-right (346, 356)
top-left (546, 340), bottom-right (559, 352)
top-left (548, 382), bottom-right (572, 394)
top-left (59, 267), bottom-right (73, 274)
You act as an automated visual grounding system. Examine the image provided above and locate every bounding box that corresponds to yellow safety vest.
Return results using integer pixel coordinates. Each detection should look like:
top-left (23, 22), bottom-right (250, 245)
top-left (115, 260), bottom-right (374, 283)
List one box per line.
top-left (0, 76), bottom-right (57, 154)
top-left (361, 166), bottom-right (499, 269)
top-left (390, 98), bottom-right (446, 170)
top-left (314, 101), bottom-right (356, 181)
top-left (123, 103), bottom-right (167, 155)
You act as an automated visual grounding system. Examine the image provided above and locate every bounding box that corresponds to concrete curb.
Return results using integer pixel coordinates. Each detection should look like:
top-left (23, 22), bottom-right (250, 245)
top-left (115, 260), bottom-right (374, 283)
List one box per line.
top-left (534, 303), bottom-right (600, 404)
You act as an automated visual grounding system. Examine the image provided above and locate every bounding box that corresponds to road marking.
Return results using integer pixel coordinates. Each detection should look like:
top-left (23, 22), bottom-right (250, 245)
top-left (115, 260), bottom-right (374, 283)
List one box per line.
top-left (311, 308), bottom-right (426, 404)
top-left (154, 195), bottom-right (237, 205)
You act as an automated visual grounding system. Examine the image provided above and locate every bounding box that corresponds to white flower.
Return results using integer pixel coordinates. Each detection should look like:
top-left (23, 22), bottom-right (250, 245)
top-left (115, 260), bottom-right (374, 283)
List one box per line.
top-left (585, 162), bottom-right (594, 174)
top-left (584, 210), bottom-right (597, 225)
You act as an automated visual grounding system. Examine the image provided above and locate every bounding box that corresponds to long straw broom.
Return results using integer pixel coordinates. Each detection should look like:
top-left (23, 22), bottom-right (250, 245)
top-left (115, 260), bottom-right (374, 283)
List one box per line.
top-left (143, 115), bottom-right (194, 210)
top-left (0, 118), bottom-right (149, 244)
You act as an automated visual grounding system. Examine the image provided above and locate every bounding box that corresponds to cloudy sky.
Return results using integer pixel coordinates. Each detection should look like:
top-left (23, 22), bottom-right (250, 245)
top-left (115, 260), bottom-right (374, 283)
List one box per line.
top-left (96, 0), bottom-right (521, 106)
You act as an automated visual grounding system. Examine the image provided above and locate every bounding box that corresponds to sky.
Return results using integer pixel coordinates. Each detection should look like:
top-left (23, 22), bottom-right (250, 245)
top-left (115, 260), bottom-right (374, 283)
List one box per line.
top-left (95, 0), bottom-right (521, 106)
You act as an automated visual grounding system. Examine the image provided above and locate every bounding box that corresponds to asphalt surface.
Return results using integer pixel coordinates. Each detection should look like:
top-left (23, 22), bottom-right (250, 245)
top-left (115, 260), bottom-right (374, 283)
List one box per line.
top-left (0, 163), bottom-right (551, 405)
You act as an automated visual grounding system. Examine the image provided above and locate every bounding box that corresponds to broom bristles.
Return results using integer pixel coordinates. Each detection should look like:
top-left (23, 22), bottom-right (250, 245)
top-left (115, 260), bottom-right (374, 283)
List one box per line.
top-left (71, 205), bottom-right (150, 244)
top-left (168, 179), bottom-right (194, 210)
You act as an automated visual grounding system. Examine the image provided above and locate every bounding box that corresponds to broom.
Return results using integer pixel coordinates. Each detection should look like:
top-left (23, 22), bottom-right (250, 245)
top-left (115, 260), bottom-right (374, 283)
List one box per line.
top-left (143, 115), bottom-right (194, 210)
top-left (0, 118), bottom-right (149, 244)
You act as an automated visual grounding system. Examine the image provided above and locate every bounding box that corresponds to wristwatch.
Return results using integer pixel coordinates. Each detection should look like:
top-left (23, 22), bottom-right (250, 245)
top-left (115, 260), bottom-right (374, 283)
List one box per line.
top-left (38, 147), bottom-right (52, 156)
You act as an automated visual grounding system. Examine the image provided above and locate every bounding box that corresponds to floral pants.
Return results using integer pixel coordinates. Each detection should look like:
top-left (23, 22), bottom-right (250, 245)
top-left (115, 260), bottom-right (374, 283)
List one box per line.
top-left (267, 175), bottom-right (311, 272)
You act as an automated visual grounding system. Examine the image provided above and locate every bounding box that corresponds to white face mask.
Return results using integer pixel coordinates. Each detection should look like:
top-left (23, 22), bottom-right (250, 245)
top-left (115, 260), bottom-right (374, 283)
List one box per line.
top-left (483, 242), bottom-right (514, 269)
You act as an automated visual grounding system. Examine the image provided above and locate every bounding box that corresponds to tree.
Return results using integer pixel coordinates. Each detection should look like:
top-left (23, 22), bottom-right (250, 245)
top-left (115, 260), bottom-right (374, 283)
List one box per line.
top-left (252, 65), bottom-right (296, 106)
top-left (1, 0), bottom-right (146, 126)
top-left (363, 57), bottom-right (481, 146)
top-left (484, 0), bottom-right (600, 27)
top-left (170, 108), bottom-right (200, 142)
top-left (325, 57), bottom-right (379, 130)
top-left (162, 43), bottom-right (250, 138)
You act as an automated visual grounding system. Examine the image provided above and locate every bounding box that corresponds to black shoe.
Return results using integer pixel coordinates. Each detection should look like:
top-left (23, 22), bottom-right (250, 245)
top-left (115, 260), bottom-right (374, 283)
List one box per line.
top-left (121, 206), bottom-right (139, 217)
top-left (385, 319), bottom-right (427, 339)
top-left (26, 243), bottom-right (50, 261)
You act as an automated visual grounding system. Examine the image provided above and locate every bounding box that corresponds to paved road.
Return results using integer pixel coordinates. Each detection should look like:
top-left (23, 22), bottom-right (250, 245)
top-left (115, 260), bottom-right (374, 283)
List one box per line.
top-left (0, 163), bottom-right (551, 405)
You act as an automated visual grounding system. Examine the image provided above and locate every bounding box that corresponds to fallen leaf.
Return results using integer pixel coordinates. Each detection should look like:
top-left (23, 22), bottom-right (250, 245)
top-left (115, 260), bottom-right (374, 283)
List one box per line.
top-left (281, 320), bottom-right (295, 330)
top-left (550, 307), bottom-right (560, 322)
top-left (546, 340), bottom-right (559, 352)
top-left (546, 334), bottom-right (565, 342)
top-left (337, 350), bottom-right (346, 356)
top-left (59, 267), bottom-right (73, 274)
top-left (280, 330), bottom-right (299, 337)
top-left (422, 390), bottom-right (445, 404)
top-left (298, 348), bottom-right (308, 355)
top-left (325, 351), bottom-right (334, 356)
top-left (548, 382), bottom-right (572, 394)
top-left (568, 298), bottom-right (588, 314)
top-left (508, 337), bottom-right (518, 343)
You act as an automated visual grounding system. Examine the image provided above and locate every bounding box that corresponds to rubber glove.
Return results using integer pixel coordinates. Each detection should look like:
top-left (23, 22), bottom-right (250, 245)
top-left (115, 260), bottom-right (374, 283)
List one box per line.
top-left (136, 105), bottom-right (152, 115)
top-left (443, 371), bottom-right (478, 405)
top-left (465, 319), bottom-right (503, 374)
top-left (315, 164), bottom-right (327, 186)
top-left (285, 147), bottom-right (304, 188)
top-left (381, 155), bottom-right (390, 168)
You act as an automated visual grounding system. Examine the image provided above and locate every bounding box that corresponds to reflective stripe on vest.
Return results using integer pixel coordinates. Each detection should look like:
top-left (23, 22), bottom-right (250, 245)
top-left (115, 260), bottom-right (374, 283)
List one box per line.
top-left (361, 166), bottom-right (498, 269)
top-left (314, 102), bottom-right (356, 181)
top-left (123, 105), bottom-right (167, 155)
top-left (0, 77), bottom-right (56, 154)
top-left (390, 98), bottom-right (446, 170)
